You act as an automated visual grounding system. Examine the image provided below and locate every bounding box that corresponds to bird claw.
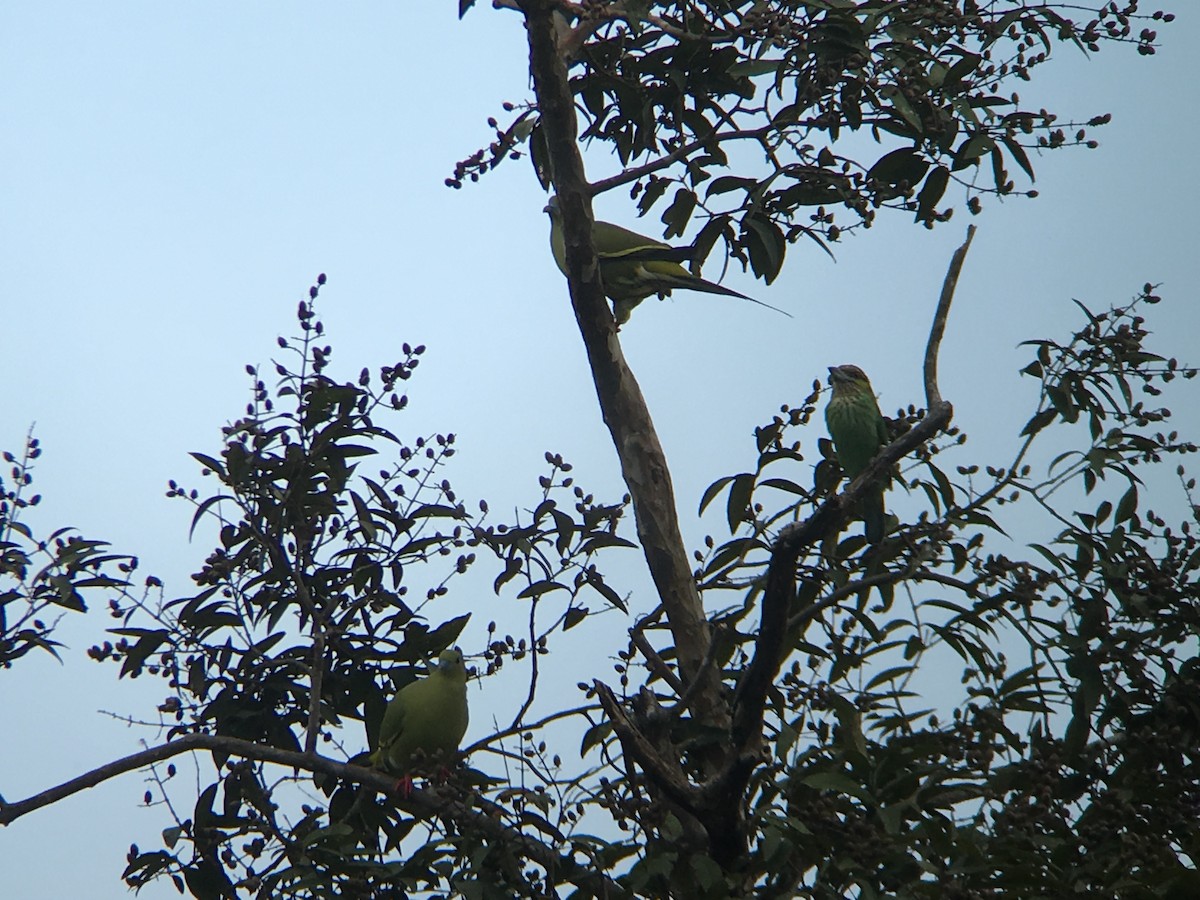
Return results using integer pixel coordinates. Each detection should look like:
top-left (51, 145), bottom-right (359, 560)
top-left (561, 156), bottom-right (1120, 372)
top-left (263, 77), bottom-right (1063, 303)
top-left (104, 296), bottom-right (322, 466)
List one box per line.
top-left (393, 774), bottom-right (415, 799)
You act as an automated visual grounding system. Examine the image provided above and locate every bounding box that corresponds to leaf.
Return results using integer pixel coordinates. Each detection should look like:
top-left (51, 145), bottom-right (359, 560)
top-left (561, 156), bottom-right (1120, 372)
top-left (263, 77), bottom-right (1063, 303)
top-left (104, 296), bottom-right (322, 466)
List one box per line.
top-left (801, 770), bottom-right (864, 796)
top-left (661, 188), bottom-right (697, 240)
top-left (1002, 135), bottom-right (1035, 181)
top-left (990, 145), bottom-right (1007, 193)
top-left (690, 853), bottom-right (724, 891)
top-left (1115, 483), bottom-right (1138, 524)
top-left (882, 85), bottom-right (922, 133)
top-left (827, 694), bottom-right (868, 761)
top-left (698, 475), bottom-right (735, 516)
top-left (517, 580), bottom-right (567, 600)
top-left (757, 477), bottom-right (810, 498)
top-left (915, 165), bottom-right (950, 222)
top-left (350, 491), bottom-right (377, 542)
top-left (578, 533), bottom-right (638, 554)
top-left (586, 572), bottom-right (629, 613)
top-left (529, 121), bottom-right (551, 191)
top-left (425, 614), bottom-right (471, 649)
top-left (943, 52), bottom-right (982, 89)
top-left (951, 133), bottom-right (994, 171)
top-left (189, 452), bottom-right (227, 477)
top-left (842, 80), bottom-right (863, 130)
top-left (493, 557), bottom-right (522, 594)
top-left (728, 58), bottom-right (781, 78)
top-left (741, 215), bottom-right (786, 283)
top-left (119, 630), bottom-right (169, 678)
top-left (580, 721), bottom-right (613, 756)
top-left (867, 148), bottom-right (929, 185)
top-left (865, 665), bottom-right (915, 691)
top-left (725, 473), bottom-right (756, 533)
top-left (705, 175), bottom-right (757, 198)
top-left (1020, 408), bottom-right (1057, 437)
top-left (551, 508), bottom-right (576, 556)
top-left (188, 493), bottom-right (233, 541)
top-left (193, 782), bottom-right (220, 828)
top-left (925, 463), bottom-right (956, 510)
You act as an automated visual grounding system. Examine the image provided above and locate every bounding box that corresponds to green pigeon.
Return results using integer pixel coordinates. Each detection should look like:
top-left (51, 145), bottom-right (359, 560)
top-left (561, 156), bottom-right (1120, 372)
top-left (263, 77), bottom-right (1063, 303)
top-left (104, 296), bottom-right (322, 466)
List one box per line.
top-left (370, 648), bottom-right (469, 791)
top-left (545, 197), bottom-right (783, 325)
top-left (824, 365), bottom-right (890, 544)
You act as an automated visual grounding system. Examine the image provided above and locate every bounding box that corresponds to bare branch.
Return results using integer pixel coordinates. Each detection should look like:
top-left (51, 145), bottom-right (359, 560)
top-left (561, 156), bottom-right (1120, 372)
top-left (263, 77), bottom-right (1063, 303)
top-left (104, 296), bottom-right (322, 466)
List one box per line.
top-left (926, 225), bottom-right (975, 409)
top-left (631, 629), bottom-right (686, 696)
top-left (593, 680), bottom-right (699, 813)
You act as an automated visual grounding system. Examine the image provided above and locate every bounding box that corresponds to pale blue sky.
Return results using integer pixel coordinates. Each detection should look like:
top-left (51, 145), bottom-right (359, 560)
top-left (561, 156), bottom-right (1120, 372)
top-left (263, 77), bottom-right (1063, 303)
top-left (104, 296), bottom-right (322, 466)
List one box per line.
top-left (3, 4), bottom-right (1199, 896)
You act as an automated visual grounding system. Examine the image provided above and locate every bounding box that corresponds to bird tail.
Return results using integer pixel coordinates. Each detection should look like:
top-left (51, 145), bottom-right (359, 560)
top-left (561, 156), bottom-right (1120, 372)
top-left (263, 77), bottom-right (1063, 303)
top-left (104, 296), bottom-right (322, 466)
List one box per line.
top-left (862, 487), bottom-right (886, 544)
top-left (667, 273), bottom-right (793, 318)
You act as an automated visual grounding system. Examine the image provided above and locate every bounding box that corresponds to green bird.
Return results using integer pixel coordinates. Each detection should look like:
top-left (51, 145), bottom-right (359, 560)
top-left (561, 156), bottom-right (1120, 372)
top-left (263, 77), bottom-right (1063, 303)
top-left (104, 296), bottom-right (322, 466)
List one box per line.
top-left (370, 648), bottom-right (469, 792)
top-left (545, 197), bottom-right (784, 325)
top-left (824, 365), bottom-right (890, 544)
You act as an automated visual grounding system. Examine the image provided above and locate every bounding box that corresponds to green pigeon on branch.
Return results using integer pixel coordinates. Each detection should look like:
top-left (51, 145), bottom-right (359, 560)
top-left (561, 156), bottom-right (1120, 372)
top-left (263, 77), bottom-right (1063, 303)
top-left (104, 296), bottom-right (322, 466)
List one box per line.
top-left (370, 648), bottom-right (469, 794)
top-left (545, 196), bottom-right (786, 325)
top-left (824, 364), bottom-right (890, 544)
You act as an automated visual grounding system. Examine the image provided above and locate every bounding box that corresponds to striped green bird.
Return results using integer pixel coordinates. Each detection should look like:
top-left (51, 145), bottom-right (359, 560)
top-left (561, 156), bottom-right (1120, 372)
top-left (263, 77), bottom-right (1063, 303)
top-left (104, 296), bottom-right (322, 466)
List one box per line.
top-left (545, 197), bottom-right (782, 325)
top-left (824, 365), bottom-right (890, 544)
top-left (370, 648), bottom-right (469, 793)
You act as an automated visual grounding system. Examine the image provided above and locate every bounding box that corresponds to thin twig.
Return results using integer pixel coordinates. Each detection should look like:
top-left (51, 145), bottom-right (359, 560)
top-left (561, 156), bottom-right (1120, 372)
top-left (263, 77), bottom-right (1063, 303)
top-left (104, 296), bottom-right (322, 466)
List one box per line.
top-left (589, 126), bottom-right (771, 198)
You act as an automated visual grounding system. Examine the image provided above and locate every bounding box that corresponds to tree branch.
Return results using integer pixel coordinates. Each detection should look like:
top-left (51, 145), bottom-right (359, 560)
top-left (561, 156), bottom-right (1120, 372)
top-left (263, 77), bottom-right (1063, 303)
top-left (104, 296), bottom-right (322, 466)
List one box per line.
top-left (588, 125), bottom-right (770, 198)
top-left (926, 225), bottom-right (975, 409)
top-left (727, 227), bottom-right (973, 812)
top-left (0, 732), bottom-right (622, 897)
top-left (593, 681), bottom-right (699, 814)
top-left (524, 0), bottom-right (724, 725)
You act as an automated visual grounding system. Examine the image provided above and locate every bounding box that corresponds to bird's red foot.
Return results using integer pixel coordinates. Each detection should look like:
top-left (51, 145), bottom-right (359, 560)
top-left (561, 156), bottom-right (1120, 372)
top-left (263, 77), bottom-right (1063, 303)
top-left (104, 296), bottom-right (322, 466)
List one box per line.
top-left (393, 774), bottom-right (414, 799)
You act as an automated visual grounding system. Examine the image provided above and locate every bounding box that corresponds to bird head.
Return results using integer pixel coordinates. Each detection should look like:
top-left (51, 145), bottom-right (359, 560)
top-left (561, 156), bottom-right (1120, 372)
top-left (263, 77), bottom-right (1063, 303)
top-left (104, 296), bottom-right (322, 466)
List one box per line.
top-left (828, 364), bottom-right (872, 397)
top-left (543, 195), bottom-right (560, 217)
top-left (828, 364), bottom-right (870, 385)
top-left (433, 648), bottom-right (467, 681)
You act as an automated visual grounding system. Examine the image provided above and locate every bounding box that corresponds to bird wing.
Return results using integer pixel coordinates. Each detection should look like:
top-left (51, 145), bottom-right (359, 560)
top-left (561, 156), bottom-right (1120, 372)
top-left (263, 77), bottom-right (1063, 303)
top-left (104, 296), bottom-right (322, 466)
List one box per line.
top-left (874, 403), bottom-right (890, 446)
top-left (591, 219), bottom-right (673, 256)
top-left (371, 677), bottom-right (411, 769)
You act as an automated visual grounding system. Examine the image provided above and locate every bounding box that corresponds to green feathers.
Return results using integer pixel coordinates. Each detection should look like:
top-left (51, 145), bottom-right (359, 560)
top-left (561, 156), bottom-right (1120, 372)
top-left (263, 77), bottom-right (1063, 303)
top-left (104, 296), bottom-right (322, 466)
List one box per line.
top-left (545, 197), bottom-right (779, 325)
top-left (370, 648), bottom-right (469, 775)
top-left (825, 365), bottom-right (890, 544)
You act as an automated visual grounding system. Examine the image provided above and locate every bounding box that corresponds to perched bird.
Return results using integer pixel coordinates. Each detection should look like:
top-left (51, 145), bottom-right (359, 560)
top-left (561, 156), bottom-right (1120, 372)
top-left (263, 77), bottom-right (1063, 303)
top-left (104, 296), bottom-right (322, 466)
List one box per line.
top-left (370, 648), bottom-right (469, 793)
top-left (545, 197), bottom-right (785, 325)
top-left (824, 365), bottom-right (890, 543)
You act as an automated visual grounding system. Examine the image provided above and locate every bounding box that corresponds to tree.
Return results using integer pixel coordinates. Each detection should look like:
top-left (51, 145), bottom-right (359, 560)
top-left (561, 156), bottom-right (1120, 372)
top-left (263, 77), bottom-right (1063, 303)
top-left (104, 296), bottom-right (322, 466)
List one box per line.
top-left (4, 2), bottom-right (1198, 897)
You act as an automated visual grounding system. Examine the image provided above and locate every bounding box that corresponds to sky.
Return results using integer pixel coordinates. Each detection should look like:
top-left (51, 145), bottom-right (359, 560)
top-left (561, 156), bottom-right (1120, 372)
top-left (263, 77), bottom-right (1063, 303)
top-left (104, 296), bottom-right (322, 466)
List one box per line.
top-left (3, 3), bottom-right (1199, 896)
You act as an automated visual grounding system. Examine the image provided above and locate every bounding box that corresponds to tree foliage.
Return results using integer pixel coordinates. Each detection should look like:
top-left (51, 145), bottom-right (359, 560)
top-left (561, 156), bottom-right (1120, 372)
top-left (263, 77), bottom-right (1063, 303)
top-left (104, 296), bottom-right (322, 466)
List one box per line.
top-left (1, 434), bottom-right (134, 668)
top-left (458, 1), bottom-right (1171, 281)
top-left (4, 2), bottom-right (1198, 899)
